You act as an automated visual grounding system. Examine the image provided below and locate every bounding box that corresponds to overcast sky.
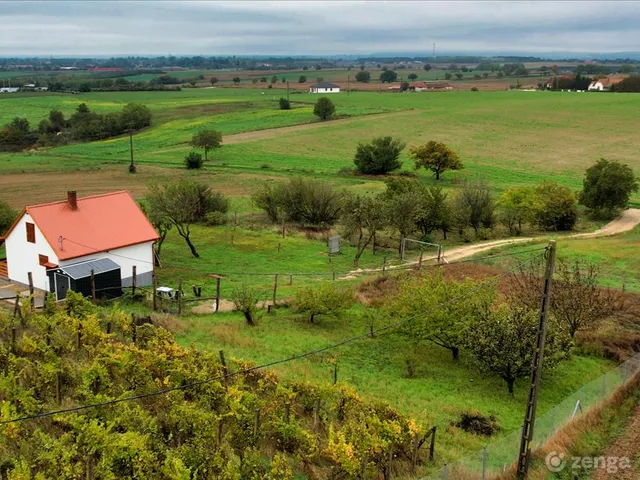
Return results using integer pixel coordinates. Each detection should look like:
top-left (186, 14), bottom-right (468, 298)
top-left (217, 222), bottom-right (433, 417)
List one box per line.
top-left (1, 1), bottom-right (639, 57)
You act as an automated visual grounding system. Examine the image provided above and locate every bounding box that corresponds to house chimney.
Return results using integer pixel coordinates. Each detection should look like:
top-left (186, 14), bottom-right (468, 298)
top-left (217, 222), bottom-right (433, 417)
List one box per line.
top-left (67, 191), bottom-right (78, 210)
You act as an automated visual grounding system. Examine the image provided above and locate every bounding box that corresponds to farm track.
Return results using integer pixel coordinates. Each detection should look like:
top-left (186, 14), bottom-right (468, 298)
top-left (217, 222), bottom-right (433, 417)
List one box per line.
top-left (593, 404), bottom-right (640, 480)
top-left (222, 109), bottom-right (419, 145)
top-left (344, 209), bottom-right (640, 277)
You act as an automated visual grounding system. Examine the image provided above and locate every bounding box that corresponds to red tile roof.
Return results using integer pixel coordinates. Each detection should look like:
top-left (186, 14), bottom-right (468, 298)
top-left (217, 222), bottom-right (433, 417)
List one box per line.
top-left (14, 191), bottom-right (159, 261)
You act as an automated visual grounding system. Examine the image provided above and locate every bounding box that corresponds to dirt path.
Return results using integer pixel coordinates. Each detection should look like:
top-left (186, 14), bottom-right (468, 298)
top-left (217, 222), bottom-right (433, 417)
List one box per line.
top-left (344, 208), bottom-right (640, 277)
top-left (593, 404), bottom-right (640, 480)
top-left (223, 109), bottom-right (418, 145)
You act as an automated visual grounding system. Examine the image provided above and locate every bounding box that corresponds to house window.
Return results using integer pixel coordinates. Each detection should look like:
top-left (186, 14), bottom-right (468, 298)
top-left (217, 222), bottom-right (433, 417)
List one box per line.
top-left (39, 254), bottom-right (49, 266)
top-left (26, 222), bottom-right (35, 243)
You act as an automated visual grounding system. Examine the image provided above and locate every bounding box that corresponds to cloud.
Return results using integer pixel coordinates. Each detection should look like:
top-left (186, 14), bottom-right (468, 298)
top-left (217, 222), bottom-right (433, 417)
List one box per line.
top-left (0, 1), bottom-right (638, 56)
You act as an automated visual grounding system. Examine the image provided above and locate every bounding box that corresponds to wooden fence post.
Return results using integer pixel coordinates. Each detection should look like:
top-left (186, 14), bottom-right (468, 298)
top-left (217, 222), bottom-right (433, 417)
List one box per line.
top-left (56, 372), bottom-right (62, 405)
top-left (219, 350), bottom-right (229, 384)
top-left (252, 407), bottom-right (260, 438)
top-left (77, 324), bottom-right (82, 350)
top-left (333, 271), bottom-right (336, 281)
top-left (215, 276), bottom-right (221, 313)
top-left (284, 402), bottom-right (290, 423)
top-left (90, 269), bottom-right (96, 302)
top-left (132, 265), bottom-right (137, 296)
top-left (418, 251), bottom-right (423, 270)
top-left (272, 274), bottom-right (278, 306)
top-left (86, 453), bottom-right (94, 480)
top-left (411, 432), bottom-right (419, 473)
top-left (28, 272), bottom-right (34, 310)
top-left (177, 279), bottom-right (183, 315)
top-left (386, 448), bottom-right (393, 480)
top-left (106, 321), bottom-right (112, 334)
top-left (289, 274), bottom-right (293, 286)
top-left (333, 363), bottom-right (338, 385)
top-left (11, 327), bottom-right (16, 354)
top-left (131, 314), bottom-right (137, 344)
top-left (217, 418), bottom-right (224, 447)
top-left (429, 426), bottom-right (436, 461)
top-left (361, 453), bottom-right (368, 480)
top-left (314, 398), bottom-right (321, 430)
top-left (152, 271), bottom-right (157, 311)
top-left (13, 294), bottom-right (21, 319)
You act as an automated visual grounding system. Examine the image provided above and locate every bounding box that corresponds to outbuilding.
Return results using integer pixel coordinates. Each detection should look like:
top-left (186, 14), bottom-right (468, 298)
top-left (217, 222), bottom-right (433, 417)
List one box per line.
top-left (309, 82), bottom-right (340, 94)
top-left (47, 258), bottom-right (122, 300)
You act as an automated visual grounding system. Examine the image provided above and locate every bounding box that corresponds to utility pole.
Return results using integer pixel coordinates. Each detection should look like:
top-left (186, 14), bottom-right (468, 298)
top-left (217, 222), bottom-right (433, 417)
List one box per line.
top-left (286, 81), bottom-right (290, 101)
top-left (516, 240), bottom-right (557, 479)
top-left (128, 129), bottom-right (136, 173)
top-left (347, 74), bottom-right (350, 95)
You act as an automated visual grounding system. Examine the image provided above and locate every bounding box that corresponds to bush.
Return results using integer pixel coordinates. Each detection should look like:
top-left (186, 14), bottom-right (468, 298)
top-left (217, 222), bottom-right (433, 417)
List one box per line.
top-left (232, 284), bottom-right (259, 325)
top-left (353, 136), bottom-right (406, 175)
top-left (313, 97), bottom-right (335, 121)
top-left (471, 87), bottom-right (479, 91)
top-left (293, 283), bottom-right (353, 323)
top-left (532, 181), bottom-right (577, 231)
top-left (203, 211), bottom-right (228, 226)
top-left (454, 411), bottom-right (500, 436)
top-left (355, 71), bottom-right (370, 83)
top-left (0, 200), bottom-right (17, 235)
top-left (279, 98), bottom-right (291, 110)
top-left (298, 75), bottom-right (307, 83)
top-left (184, 151), bottom-right (204, 169)
top-left (579, 158), bottom-right (638, 217)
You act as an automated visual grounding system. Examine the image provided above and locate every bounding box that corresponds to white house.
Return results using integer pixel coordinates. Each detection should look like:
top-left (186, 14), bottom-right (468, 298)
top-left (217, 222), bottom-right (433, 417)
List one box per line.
top-left (588, 80), bottom-right (606, 91)
top-left (0, 191), bottom-right (159, 300)
top-left (309, 82), bottom-right (340, 94)
top-left (0, 87), bottom-right (19, 93)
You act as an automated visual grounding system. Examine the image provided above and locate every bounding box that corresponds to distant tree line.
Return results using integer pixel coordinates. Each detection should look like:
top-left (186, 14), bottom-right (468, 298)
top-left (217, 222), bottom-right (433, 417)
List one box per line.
top-left (0, 102), bottom-right (152, 151)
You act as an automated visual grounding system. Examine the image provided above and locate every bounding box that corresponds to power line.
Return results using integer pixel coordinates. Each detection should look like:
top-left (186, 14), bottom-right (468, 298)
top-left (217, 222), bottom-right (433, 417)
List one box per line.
top-left (0, 251), bottom-right (544, 426)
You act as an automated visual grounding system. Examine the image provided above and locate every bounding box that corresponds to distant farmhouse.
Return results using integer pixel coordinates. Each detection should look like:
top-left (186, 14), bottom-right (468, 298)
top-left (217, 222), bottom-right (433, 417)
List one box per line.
top-left (409, 82), bottom-right (453, 91)
top-left (309, 82), bottom-right (340, 94)
top-left (588, 76), bottom-right (626, 91)
top-left (0, 191), bottom-right (159, 300)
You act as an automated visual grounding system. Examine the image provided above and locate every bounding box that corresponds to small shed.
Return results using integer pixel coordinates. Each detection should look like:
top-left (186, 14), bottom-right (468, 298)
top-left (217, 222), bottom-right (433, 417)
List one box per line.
top-left (47, 258), bottom-right (122, 300)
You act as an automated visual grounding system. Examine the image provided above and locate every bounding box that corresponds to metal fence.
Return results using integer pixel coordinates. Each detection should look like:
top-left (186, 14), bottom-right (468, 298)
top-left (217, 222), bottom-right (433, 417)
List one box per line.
top-left (421, 352), bottom-right (640, 480)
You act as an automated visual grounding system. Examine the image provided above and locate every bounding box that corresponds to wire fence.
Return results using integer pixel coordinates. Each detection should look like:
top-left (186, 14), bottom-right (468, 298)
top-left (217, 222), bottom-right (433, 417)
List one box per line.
top-left (421, 352), bottom-right (640, 480)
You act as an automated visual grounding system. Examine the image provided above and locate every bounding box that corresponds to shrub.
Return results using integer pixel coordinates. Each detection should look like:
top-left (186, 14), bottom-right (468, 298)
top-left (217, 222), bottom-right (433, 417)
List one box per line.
top-left (0, 200), bottom-right (17, 235)
top-left (203, 211), bottom-right (228, 226)
top-left (313, 97), bottom-right (335, 121)
top-left (353, 136), bottom-right (405, 175)
top-left (471, 87), bottom-right (479, 91)
top-left (232, 284), bottom-right (259, 325)
top-left (293, 283), bottom-right (353, 323)
top-left (454, 411), bottom-right (500, 436)
top-left (279, 98), bottom-right (291, 110)
top-left (184, 151), bottom-right (204, 169)
top-left (298, 75), bottom-right (307, 83)
top-left (532, 181), bottom-right (577, 231)
top-left (579, 158), bottom-right (638, 217)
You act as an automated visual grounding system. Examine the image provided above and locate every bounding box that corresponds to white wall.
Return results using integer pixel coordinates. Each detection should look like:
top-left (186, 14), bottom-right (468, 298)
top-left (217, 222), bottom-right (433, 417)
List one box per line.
top-left (5, 212), bottom-right (59, 291)
top-left (59, 240), bottom-right (155, 287)
top-left (311, 87), bottom-right (340, 93)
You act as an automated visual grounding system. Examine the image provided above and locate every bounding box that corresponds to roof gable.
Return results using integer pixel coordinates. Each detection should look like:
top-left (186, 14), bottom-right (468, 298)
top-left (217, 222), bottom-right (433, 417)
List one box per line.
top-left (311, 82), bottom-right (339, 88)
top-left (16, 191), bottom-right (159, 260)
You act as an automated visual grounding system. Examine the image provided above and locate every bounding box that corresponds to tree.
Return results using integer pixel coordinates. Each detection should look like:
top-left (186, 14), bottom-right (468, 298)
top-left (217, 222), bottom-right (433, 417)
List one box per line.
top-left (482, 72), bottom-right (489, 79)
top-left (420, 186), bottom-right (451, 239)
top-left (189, 130), bottom-right (222, 161)
top-left (271, 75), bottom-right (278, 84)
top-left (410, 141), bottom-right (463, 180)
top-left (497, 186), bottom-right (536, 235)
top-left (293, 283), bottom-right (353, 323)
top-left (146, 180), bottom-right (227, 258)
top-left (385, 191), bottom-right (422, 251)
top-left (298, 75), bottom-right (307, 83)
top-left (423, 64), bottom-right (432, 71)
top-left (341, 193), bottom-right (387, 266)
top-left (379, 70), bottom-right (398, 83)
top-left (232, 77), bottom-right (241, 85)
top-left (444, 73), bottom-right (453, 80)
top-left (252, 182), bottom-right (284, 223)
top-left (408, 73), bottom-right (418, 81)
top-left (579, 159), bottom-right (638, 217)
top-left (0, 200), bottom-right (17, 235)
top-left (618, 64), bottom-right (636, 74)
top-left (313, 97), bottom-right (335, 121)
top-left (454, 73), bottom-right (464, 80)
top-left (465, 305), bottom-right (571, 394)
top-left (121, 103), bottom-right (152, 130)
top-left (387, 269), bottom-right (493, 361)
top-left (210, 77), bottom-right (218, 85)
top-left (509, 260), bottom-right (624, 339)
top-left (454, 181), bottom-right (496, 232)
top-left (532, 181), bottom-right (577, 231)
top-left (139, 202), bottom-right (172, 259)
top-left (260, 77), bottom-right (267, 83)
top-left (232, 284), bottom-right (259, 326)
top-left (355, 71), bottom-right (371, 83)
top-left (279, 98), bottom-right (291, 110)
top-left (184, 151), bottom-right (204, 169)
top-left (353, 136), bottom-right (405, 175)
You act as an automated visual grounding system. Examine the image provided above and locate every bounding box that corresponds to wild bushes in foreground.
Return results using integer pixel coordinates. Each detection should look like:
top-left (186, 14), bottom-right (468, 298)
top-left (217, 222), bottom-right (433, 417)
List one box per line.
top-left (0, 292), bottom-right (424, 479)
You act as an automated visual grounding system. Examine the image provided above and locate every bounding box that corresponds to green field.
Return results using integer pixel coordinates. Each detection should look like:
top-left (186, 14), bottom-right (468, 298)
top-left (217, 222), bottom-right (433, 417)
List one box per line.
top-left (2, 88), bottom-right (638, 205)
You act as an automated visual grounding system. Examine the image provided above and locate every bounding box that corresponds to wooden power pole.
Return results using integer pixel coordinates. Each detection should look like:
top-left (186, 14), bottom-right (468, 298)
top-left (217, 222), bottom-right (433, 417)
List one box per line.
top-left (516, 240), bottom-right (557, 478)
top-left (128, 129), bottom-right (136, 173)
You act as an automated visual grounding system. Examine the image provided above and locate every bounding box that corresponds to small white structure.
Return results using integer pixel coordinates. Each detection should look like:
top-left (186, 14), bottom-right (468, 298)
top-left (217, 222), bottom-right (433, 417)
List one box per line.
top-left (0, 87), bottom-right (19, 93)
top-left (309, 82), bottom-right (340, 94)
top-left (588, 80), bottom-right (606, 91)
top-left (0, 191), bottom-right (159, 299)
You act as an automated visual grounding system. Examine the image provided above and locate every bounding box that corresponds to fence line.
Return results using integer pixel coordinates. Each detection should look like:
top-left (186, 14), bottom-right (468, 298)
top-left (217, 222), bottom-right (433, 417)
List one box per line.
top-left (420, 352), bottom-right (640, 480)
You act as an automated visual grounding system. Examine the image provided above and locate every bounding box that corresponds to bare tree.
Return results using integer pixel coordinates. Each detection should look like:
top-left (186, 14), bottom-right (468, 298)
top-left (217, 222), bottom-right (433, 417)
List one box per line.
top-left (509, 259), bottom-right (624, 338)
top-left (342, 193), bottom-right (387, 267)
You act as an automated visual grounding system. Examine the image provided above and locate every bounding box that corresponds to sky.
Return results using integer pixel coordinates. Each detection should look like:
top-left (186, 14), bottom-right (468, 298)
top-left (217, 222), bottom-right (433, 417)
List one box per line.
top-left (1, 1), bottom-right (639, 57)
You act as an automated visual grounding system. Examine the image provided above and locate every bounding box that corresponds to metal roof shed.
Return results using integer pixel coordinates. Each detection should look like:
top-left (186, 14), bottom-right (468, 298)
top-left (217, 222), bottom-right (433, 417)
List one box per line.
top-left (47, 258), bottom-right (123, 300)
